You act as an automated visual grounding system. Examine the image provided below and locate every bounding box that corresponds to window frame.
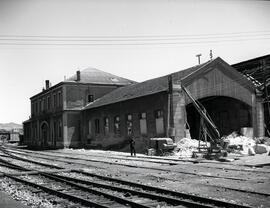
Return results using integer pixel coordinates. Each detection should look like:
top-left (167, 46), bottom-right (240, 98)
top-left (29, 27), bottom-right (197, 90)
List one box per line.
top-left (95, 119), bottom-right (100, 134)
top-left (104, 117), bottom-right (109, 135)
top-left (139, 112), bottom-right (147, 135)
top-left (88, 94), bottom-right (94, 103)
top-left (114, 116), bottom-right (120, 135)
top-left (126, 113), bottom-right (133, 135)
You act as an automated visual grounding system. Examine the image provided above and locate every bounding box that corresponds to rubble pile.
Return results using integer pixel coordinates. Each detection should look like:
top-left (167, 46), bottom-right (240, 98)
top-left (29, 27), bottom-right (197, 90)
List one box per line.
top-left (223, 132), bottom-right (270, 155)
top-left (173, 138), bottom-right (209, 157)
top-left (173, 132), bottom-right (270, 158)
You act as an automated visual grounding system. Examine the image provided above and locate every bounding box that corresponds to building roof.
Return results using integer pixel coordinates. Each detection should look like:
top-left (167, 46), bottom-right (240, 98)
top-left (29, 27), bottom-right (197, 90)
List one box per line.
top-left (66, 67), bottom-right (136, 85)
top-left (84, 57), bottom-right (257, 111)
top-left (83, 59), bottom-right (213, 110)
top-left (232, 54), bottom-right (270, 86)
top-left (31, 67), bottom-right (136, 99)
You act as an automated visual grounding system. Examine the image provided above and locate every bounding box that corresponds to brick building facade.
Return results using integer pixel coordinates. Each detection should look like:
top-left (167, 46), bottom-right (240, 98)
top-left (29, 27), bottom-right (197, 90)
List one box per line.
top-left (23, 68), bottom-right (135, 149)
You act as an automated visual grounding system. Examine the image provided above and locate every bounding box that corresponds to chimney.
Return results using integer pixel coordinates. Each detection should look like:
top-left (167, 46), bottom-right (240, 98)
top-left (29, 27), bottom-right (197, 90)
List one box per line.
top-left (45, 80), bottom-right (50, 90)
top-left (76, 70), bottom-right (81, 81)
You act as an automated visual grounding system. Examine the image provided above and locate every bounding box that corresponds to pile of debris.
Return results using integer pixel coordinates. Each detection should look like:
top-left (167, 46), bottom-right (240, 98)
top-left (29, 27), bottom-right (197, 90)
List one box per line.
top-left (223, 132), bottom-right (270, 155)
top-left (173, 138), bottom-right (209, 157)
top-left (173, 132), bottom-right (270, 158)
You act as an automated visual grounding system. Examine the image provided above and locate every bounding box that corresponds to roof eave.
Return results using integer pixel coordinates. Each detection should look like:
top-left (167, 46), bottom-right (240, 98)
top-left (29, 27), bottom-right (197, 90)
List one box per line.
top-left (83, 89), bottom-right (168, 111)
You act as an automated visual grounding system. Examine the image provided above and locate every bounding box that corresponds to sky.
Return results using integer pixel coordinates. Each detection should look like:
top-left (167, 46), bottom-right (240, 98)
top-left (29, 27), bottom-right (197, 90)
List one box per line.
top-left (0, 0), bottom-right (269, 124)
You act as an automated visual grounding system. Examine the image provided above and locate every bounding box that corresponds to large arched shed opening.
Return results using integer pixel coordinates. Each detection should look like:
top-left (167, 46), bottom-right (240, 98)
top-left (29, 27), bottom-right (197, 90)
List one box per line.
top-left (186, 96), bottom-right (252, 139)
top-left (172, 57), bottom-right (264, 142)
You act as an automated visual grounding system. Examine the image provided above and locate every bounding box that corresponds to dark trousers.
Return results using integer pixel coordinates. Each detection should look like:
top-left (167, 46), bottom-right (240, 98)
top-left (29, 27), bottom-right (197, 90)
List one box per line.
top-left (130, 145), bottom-right (136, 156)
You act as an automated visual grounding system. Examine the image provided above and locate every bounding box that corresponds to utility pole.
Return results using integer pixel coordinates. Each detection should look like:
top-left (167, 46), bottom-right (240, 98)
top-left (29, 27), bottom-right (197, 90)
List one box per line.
top-left (210, 50), bottom-right (213, 60)
top-left (196, 54), bottom-right (202, 65)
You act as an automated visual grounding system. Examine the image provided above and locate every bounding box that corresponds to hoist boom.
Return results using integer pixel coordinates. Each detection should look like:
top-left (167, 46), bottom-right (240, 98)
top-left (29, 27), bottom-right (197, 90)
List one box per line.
top-left (181, 86), bottom-right (220, 144)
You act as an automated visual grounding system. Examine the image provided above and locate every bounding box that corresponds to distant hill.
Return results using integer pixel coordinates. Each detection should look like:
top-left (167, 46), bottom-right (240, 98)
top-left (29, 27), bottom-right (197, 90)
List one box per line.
top-left (0, 122), bottom-right (22, 131)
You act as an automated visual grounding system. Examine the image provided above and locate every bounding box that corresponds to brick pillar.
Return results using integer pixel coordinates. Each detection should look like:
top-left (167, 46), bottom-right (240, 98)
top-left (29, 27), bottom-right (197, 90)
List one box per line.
top-left (172, 88), bottom-right (186, 143)
top-left (63, 112), bottom-right (68, 147)
top-left (256, 98), bottom-right (265, 137)
top-left (63, 85), bottom-right (67, 110)
top-left (37, 120), bottom-right (40, 146)
top-left (252, 93), bottom-right (265, 137)
top-left (252, 93), bottom-right (257, 137)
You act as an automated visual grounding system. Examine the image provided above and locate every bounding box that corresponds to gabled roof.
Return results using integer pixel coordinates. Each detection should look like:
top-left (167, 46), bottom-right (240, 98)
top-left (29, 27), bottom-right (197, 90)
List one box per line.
top-left (83, 59), bottom-right (214, 110)
top-left (66, 67), bottom-right (136, 85)
top-left (31, 67), bottom-right (136, 99)
top-left (84, 57), bottom-right (257, 111)
top-left (181, 57), bottom-right (256, 91)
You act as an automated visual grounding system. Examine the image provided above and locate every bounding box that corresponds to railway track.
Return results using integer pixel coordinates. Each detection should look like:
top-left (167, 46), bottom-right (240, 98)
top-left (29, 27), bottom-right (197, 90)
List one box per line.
top-left (8, 146), bottom-right (270, 175)
top-left (2, 147), bottom-right (259, 181)
top-left (0, 145), bottom-right (256, 207)
top-left (7, 146), bottom-right (270, 173)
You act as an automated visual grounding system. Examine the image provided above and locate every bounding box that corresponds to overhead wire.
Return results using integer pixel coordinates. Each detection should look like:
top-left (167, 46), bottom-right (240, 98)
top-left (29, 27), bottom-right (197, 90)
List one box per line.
top-left (0, 31), bottom-right (269, 46)
top-left (1, 30), bottom-right (270, 39)
top-left (0, 37), bottom-right (269, 46)
top-left (1, 32), bottom-right (270, 41)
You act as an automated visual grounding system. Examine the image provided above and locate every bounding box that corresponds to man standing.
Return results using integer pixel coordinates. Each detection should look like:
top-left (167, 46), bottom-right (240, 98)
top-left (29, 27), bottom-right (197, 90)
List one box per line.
top-left (129, 137), bottom-right (136, 157)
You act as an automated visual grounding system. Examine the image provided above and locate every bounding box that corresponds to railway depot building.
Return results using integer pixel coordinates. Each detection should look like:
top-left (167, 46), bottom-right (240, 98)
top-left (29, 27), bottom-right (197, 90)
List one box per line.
top-left (81, 57), bottom-right (265, 153)
top-left (24, 57), bottom-right (266, 152)
top-left (23, 68), bottom-right (135, 148)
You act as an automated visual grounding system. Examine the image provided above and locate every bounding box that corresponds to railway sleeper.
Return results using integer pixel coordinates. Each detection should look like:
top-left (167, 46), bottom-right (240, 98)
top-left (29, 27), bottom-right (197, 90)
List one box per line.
top-left (46, 172), bottom-right (216, 208)
top-left (75, 170), bottom-right (252, 208)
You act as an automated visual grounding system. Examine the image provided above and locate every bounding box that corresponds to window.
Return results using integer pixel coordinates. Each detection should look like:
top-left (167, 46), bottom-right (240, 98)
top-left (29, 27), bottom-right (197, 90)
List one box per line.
top-left (139, 112), bottom-right (147, 135)
top-left (47, 96), bottom-right (51, 110)
top-left (88, 94), bottom-right (94, 103)
top-left (155, 110), bottom-right (164, 118)
top-left (34, 124), bottom-right (37, 139)
top-left (39, 99), bottom-right (42, 113)
top-left (42, 98), bottom-right (45, 111)
top-left (88, 120), bottom-right (92, 135)
top-left (95, 119), bottom-right (100, 134)
top-left (35, 102), bottom-right (38, 114)
top-left (57, 91), bottom-right (62, 107)
top-left (59, 92), bottom-right (62, 106)
top-left (104, 117), bottom-right (109, 135)
top-left (155, 110), bottom-right (164, 135)
top-left (114, 116), bottom-right (120, 135)
top-left (53, 121), bottom-right (57, 139)
top-left (31, 103), bottom-right (34, 116)
top-left (126, 114), bottom-right (133, 135)
top-left (58, 120), bottom-right (62, 138)
top-left (53, 93), bottom-right (57, 108)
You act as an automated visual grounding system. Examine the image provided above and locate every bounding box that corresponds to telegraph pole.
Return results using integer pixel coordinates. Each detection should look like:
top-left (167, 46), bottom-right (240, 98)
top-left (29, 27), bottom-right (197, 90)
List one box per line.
top-left (210, 50), bottom-right (213, 60)
top-left (196, 54), bottom-right (202, 64)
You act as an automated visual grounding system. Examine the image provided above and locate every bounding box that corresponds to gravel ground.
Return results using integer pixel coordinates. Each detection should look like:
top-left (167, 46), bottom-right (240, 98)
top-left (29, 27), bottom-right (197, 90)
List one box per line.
top-left (0, 177), bottom-right (60, 208)
top-left (0, 177), bottom-right (91, 208)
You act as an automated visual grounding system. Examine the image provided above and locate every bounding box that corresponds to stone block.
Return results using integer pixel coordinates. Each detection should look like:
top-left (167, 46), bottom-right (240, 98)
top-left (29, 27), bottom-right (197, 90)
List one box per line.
top-left (254, 144), bottom-right (270, 154)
